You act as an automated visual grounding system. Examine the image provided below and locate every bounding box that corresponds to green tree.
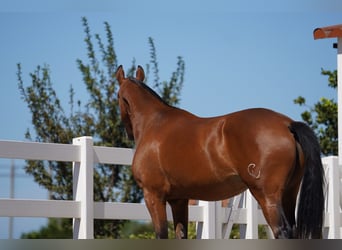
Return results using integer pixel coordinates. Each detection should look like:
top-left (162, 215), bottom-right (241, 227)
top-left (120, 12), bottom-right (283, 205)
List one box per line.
top-left (21, 219), bottom-right (72, 239)
top-left (18, 17), bottom-right (185, 238)
top-left (294, 69), bottom-right (337, 155)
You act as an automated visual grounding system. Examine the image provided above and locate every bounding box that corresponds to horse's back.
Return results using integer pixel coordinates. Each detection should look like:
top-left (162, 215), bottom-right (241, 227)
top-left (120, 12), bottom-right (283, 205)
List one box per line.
top-left (223, 108), bottom-right (296, 159)
top-left (225, 108), bottom-right (293, 126)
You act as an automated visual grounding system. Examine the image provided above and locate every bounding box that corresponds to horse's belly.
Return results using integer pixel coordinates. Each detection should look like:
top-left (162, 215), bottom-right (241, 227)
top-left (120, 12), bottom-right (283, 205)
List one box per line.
top-left (168, 174), bottom-right (247, 201)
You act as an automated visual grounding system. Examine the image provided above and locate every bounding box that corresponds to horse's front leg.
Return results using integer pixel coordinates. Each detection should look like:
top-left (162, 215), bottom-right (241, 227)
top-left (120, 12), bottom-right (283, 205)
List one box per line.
top-left (144, 189), bottom-right (168, 239)
top-left (168, 199), bottom-right (189, 239)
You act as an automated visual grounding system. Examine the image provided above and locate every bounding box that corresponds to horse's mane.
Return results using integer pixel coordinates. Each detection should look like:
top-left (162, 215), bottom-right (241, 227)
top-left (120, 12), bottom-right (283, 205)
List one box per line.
top-left (128, 77), bottom-right (173, 107)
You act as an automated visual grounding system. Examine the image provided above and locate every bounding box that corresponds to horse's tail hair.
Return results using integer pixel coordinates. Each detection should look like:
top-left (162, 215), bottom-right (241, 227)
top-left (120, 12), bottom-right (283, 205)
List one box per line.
top-left (289, 121), bottom-right (325, 239)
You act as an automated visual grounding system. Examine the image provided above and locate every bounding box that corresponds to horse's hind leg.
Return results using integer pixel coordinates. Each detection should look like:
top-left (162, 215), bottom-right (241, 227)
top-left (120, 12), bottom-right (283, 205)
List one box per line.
top-left (250, 188), bottom-right (294, 239)
top-left (281, 159), bottom-right (304, 238)
top-left (168, 199), bottom-right (189, 239)
top-left (255, 159), bottom-right (303, 238)
top-left (282, 181), bottom-right (301, 238)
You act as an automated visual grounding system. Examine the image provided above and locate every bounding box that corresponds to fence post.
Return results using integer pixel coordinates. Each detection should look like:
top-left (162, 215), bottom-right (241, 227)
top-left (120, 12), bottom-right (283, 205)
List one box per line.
top-left (245, 190), bottom-right (258, 239)
top-left (72, 136), bottom-right (94, 239)
top-left (214, 201), bottom-right (223, 239)
top-left (324, 156), bottom-right (341, 239)
top-left (197, 201), bottom-right (222, 239)
top-left (198, 201), bottom-right (214, 239)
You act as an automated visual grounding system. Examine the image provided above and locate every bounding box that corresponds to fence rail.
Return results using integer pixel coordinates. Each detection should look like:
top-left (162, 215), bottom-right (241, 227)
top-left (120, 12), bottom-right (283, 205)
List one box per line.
top-left (0, 137), bottom-right (341, 239)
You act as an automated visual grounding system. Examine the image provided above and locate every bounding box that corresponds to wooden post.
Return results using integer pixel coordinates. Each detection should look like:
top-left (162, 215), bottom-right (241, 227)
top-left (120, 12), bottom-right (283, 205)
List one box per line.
top-left (323, 156), bottom-right (341, 238)
top-left (245, 190), bottom-right (258, 239)
top-left (313, 24), bottom-right (342, 239)
top-left (198, 201), bottom-right (219, 239)
top-left (338, 37), bottom-right (342, 171)
top-left (72, 136), bottom-right (94, 239)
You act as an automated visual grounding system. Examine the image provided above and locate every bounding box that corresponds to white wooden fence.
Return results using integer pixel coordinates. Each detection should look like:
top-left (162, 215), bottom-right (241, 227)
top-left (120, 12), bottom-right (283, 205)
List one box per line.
top-left (0, 137), bottom-right (341, 239)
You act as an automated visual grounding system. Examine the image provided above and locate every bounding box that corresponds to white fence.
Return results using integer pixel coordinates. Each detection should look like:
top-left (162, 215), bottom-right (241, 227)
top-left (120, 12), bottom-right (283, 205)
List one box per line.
top-left (0, 137), bottom-right (341, 239)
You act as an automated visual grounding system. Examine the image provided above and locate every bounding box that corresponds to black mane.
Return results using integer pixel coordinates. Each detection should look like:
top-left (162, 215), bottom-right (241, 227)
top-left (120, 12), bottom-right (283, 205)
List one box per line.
top-left (128, 77), bottom-right (172, 107)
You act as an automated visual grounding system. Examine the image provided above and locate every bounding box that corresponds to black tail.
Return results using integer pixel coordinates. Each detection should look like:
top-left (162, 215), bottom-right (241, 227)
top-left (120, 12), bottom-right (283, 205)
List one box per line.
top-left (289, 121), bottom-right (325, 239)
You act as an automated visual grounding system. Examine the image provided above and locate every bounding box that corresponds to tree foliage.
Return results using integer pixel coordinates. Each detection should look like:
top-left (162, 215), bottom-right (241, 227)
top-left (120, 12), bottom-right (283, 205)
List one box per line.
top-left (294, 69), bottom-right (337, 155)
top-left (18, 17), bottom-right (185, 238)
top-left (21, 219), bottom-right (73, 239)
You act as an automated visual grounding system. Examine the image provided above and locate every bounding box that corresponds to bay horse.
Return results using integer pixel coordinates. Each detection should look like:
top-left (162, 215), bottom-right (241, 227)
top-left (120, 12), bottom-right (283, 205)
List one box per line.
top-left (116, 65), bottom-right (325, 239)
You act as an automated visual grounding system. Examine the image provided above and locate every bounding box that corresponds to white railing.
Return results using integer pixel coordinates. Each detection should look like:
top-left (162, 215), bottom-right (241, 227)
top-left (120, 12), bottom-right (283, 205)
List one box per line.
top-left (0, 137), bottom-right (341, 239)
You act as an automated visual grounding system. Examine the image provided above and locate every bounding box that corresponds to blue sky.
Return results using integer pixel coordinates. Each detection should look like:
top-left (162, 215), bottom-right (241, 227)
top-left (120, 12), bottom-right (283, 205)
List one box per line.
top-left (0, 0), bottom-right (341, 239)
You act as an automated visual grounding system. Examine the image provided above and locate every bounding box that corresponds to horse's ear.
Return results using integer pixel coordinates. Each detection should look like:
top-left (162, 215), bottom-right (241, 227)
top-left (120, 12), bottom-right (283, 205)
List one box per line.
top-left (136, 65), bottom-right (145, 82)
top-left (116, 65), bottom-right (125, 85)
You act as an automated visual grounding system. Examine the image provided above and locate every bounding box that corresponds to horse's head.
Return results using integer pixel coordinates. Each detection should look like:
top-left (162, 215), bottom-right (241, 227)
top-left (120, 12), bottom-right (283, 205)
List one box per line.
top-left (116, 65), bottom-right (145, 140)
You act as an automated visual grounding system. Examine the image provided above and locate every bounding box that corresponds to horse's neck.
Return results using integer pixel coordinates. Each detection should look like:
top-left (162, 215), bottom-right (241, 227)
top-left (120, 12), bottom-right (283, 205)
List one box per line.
top-left (131, 90), bottom-right (168, 113)
top-left (129, 91), bottom-right (170, 142)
